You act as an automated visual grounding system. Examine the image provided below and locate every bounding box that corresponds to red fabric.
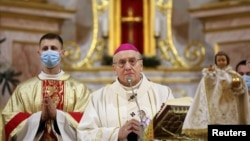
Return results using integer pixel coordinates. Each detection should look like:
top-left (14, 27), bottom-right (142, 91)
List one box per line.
top-left (42, 80), bottom-right (65, 109)
top-left (68, 112), bottom-right (83, 123)
top-left (5, 112), bottom-right (31, 141)
top-left (121, 0), bottom-right (144, 54)
top-left (5, 112), bottom-right (83, 140)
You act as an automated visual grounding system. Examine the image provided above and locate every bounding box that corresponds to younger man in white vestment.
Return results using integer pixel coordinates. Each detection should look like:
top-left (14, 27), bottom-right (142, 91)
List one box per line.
top-left (1, 33), bottom-right (91, 141)
top-left (77, 43), bottom-right (175, 141)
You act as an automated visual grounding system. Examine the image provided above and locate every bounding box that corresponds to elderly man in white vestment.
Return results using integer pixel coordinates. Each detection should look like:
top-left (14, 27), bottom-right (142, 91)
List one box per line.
top-left (1, 33), bottom-right (91, 141)
top-left (77, 43), bottom-right (175, 141)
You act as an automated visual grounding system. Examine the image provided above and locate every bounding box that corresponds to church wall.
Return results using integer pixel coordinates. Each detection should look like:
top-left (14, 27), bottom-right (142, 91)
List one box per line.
top-left (189, 0), bottom-right (250, 68)
top-left (0, 0), bottom-right (75, 108)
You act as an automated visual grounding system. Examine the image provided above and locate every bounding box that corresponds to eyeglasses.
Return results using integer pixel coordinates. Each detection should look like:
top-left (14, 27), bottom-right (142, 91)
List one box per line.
top-left (113, 58), bottom-right (142, 68)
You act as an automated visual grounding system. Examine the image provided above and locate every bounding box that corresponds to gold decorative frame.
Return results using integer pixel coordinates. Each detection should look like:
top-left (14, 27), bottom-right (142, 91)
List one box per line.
top-left (108, 0), bottom-right (155, 56)
top-left (156, 0), bottom-right (205, 68)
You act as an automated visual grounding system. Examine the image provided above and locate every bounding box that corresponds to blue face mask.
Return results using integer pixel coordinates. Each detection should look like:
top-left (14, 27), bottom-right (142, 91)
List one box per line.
top-left (243, 75), bottom-right (250, 91)
top-left (41, 50), bottom-right (60, 68)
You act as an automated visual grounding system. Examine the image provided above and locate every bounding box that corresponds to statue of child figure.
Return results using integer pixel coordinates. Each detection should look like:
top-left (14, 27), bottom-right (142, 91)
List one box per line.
top-left (182, 51), bottom-right (250, 140)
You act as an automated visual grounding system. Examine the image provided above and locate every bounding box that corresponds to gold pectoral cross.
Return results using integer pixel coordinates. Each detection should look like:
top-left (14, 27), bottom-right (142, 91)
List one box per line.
top-left (121, 7), bottom-right (142, 43)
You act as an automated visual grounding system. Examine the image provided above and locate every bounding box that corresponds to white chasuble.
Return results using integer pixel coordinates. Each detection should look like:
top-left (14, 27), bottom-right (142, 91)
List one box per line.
top-left (77, 73), bottom-right (174, 141)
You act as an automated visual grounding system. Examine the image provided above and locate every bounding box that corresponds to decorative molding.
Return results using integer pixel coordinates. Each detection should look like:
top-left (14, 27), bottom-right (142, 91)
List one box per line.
top-left (215, 39), bottom-right (250, 53)
top-left (0, 0), bottom-right (75, 13)
top-left (0, 0), bottom-right (75, 34)
top-left (0, 1), bottom-right (75, 20)
top-left (0, 26), bottom-right (60, 34)
top-left (189, 0), bottom-right (250, 12)
top-left (157, 0), bottom-right (206, 68)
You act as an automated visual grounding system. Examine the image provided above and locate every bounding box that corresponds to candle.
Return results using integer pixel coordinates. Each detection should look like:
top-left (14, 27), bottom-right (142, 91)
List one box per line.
top-left (102, 18), bottom-right (108, 37)
top-left (154, 17), bottom-right (160, 37)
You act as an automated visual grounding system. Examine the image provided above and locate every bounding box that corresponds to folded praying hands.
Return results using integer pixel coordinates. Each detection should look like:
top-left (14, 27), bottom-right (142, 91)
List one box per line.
top-left (41, 96), bottom-right (57, 121)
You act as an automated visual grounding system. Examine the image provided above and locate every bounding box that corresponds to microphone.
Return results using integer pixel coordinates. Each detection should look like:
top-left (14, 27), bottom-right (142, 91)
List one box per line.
top-left (127, 77), bottom-right (132, 84)
top-left (126, 77), bottom-right (143, 123)
top-left (126, 77), bottom-right (144, 140)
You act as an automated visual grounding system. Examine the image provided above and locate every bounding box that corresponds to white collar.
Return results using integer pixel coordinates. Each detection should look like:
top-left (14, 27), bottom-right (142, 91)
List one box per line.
top-left (38, 70), bottom-right (65, 80)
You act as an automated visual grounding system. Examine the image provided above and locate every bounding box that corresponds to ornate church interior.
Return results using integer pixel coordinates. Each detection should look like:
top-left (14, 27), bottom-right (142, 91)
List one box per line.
top-left (1, 0), bottom-right (250, 139)
top-left (1, 0), bottom-right (250, 107)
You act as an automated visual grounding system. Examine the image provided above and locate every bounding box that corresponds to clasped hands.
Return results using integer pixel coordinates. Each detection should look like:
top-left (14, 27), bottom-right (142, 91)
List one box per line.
top-left (41, 95), bottom-right (57, 121)
top-left (118, 118), bottom-right (143, 140)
